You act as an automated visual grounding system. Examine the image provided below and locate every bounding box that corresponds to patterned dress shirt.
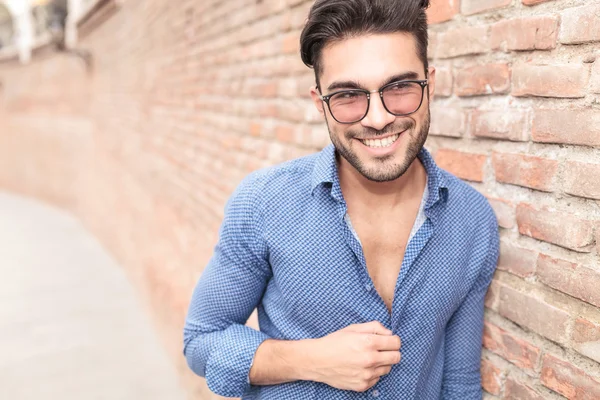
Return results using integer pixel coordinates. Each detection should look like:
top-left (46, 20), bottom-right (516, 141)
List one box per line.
top-left (183, 143), bottom-right (500, 399)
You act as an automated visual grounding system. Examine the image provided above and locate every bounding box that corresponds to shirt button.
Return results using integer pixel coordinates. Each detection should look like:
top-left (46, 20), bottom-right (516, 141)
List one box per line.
top-left (365, 283), bottom-right (372, 291)
top-left (372, 389), bottom-right (380, 397)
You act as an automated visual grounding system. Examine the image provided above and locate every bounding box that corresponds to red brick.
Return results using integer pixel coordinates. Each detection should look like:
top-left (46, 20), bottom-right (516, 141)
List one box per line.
top-left (278, 77), bottom-right (298, 98)
top-left (435, 67), bottom-right (453, 97)
top-left (267, 142), bottom-right (287, 163)
top-left (537, 254), bottom-right (600, 308)
top-left (498, 240), bottom-right (537, 277)
top-left (456, 64), bottom-right (510, 97)
top-left (471, 109), bottom-right (529, 142)
top-left (512, 64), bottom-right (588, 98)
top-left (240, 16), bottom-right (283, 44)
top-left (481, 358), bottom-right (503, 395)
top-left (274, 54), bottom-right (311, 75)
top-left (275, 124), bottom-right (295, 143)
top-left (296, 74), bottom-right (315, 98)
top-left (516, 203), bottom-right (596, 252)
top-left (287, 1), bottom-right (312, 30)
top-left (276, 100), bottom-right (310, 123)
top-left (241, 137), bottom-right (269, 160)
top-left (257, 0), bottom-right (288, 17)
top-left (430, 102), bottom-right (464, 138)
top-left (541, 354), bottom-right (600, 399)
top-left (462, 0), bottom-right (511, 15)
top-left (427, 0), bottom-right (460, 24)
top-left (597, 226), bottom-right (600, 256)
top-left (563, 161), bottom-right (600, 200)
top-left (492, 152), bottom-right (558, 192)
top-left (280, 9), bottom-right (292, 32)
top-left (305, 126), bottom-right (330, 150)
top-left (253, 81), bottom-right (279, 98)
top-left (485, 279), bottom-right (501, 311)
top-left (435, 149), bottom-right (487, 182)
top-left (436, 26), bottom-right (490, 58)
top-left (523, 0), bottom-right (555, 5)
top-left (532, 109), bottom-right (600, 147)
top-left (572, 318), bottom-right (600, 364)
top-left (491, 16), bottom-right (559, 51)
top-left (483, 322), bottom-right (541, 372)
top-left (249, 122), bottom-right (262, 137)
top-left (428, 31), bottom-right (438, 60)
top-left (259, 103), bottom-right (278, 118)
top-left (505, 378), bottom-right (546, 400)
top-left (498, 285), bottom-right (570, 344)
top-left (559, 4), bottom-right (600, 45)
top-left (591, 61), bottom-right (600, 94)
top-left (488, 198), bottom-right (516, 229)
top-left (281, 30), bottom-right (301, 54)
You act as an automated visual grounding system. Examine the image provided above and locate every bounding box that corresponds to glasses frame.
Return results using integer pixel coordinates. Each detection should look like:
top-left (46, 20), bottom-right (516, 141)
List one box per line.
top-left (317, 79), bottom-right (429, 124)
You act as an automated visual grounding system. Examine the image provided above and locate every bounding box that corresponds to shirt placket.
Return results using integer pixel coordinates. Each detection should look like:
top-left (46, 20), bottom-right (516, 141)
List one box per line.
top-left (331, 186), bottom-right (393, 330)
top-left (390, 217), bottom-right (435, 331)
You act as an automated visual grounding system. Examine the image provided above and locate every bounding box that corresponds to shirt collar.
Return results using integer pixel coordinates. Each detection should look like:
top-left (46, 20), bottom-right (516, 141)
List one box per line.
top-left (310, 143), bottom-right (449, 209)
top-left (310, 144), bottom-right (337, 194)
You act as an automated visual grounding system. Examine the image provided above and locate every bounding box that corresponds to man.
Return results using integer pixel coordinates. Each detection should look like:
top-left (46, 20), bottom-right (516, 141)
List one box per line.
top-left (183, 0), bottom-right (500, 398)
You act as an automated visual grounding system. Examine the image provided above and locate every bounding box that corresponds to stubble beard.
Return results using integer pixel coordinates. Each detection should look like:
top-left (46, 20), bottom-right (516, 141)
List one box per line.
top-left (326, 109), bottom-right (431, 183)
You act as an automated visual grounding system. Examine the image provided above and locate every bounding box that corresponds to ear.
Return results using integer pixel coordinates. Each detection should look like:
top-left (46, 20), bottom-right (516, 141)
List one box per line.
top-left (426, 66), bottom-right (436, 101)
top-left (310, 85), bottom-right (325, 115)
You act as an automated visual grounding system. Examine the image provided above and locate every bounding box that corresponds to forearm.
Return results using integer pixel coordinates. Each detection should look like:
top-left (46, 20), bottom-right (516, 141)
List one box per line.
top-left (249, 338), bottom-right (317, 385)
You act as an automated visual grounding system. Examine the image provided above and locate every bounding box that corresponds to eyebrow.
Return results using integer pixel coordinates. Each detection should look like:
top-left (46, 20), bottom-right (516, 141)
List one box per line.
top-left (326, 71), bottom-right (421, 92)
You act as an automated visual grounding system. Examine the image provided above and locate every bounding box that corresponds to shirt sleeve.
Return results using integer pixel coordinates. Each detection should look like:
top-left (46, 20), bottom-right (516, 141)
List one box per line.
top-left (441, 216), bottom-right (500, 398)
top-left (183, 173), bottom-right (273, 398)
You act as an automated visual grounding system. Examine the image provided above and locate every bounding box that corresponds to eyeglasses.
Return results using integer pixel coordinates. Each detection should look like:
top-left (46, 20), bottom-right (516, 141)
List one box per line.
top-left (317, 80), bottom-right (428, 124)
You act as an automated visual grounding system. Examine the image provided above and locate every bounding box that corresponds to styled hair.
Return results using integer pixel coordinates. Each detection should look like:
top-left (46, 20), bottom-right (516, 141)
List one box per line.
top-left (300, 0), bottom-right (431, 88)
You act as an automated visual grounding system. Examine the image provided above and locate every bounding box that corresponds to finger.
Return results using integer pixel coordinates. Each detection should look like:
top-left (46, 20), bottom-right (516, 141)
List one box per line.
top-left (372, 365), bottom-right (393, 377)
top-left (369, 334), bottom-right (401, 351)
top-left (373, 350), bottom-right (402, 367)
top-left (361, 376), bottom-right (380, 392)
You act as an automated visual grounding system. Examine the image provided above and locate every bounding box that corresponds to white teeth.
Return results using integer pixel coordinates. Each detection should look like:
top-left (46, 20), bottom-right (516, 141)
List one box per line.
top-left (361, 134), bottom-right (400, 148)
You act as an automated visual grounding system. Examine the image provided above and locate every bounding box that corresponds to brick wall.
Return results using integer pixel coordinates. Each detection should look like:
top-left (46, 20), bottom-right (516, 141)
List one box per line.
top-left (0, 0), bottom-right (599, 398)
top-left (426, 0), bottom-right (600, 398)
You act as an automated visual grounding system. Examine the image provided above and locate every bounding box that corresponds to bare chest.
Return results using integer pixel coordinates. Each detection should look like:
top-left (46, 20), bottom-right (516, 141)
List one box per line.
top-left (348, 212), bottom-right (415, 314)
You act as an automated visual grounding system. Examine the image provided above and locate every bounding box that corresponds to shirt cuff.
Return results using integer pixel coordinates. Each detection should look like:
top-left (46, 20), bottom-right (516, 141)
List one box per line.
top-left (205, 323), bottom-right (270, 398)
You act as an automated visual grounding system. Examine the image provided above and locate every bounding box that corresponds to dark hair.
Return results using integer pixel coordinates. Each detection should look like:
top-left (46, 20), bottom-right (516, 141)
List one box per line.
top-left (300, 0), bottom-right (430, 88)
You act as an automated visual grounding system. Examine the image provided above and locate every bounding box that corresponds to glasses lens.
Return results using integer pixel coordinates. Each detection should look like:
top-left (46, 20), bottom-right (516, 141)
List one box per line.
top-left (329, 91), bottom-right (368, 123)
top-left (382, 82), bottom-right (423, 115)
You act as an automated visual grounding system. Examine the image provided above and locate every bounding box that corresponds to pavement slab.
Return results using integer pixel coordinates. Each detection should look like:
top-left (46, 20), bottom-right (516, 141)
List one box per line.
top-left (0, 190), bottom-right (187, 400)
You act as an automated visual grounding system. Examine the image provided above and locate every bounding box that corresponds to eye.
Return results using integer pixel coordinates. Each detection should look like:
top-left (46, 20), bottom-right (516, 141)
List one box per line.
top-left (329, 91), bottom-right (364, 104)
top-left (339, 91), bottom-right (360, 99)
top-left (388, 82), bottom-right (411, 91)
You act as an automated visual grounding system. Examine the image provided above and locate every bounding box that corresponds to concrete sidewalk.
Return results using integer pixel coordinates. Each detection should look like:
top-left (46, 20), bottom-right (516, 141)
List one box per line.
top-left (0, 191), bottom-right (187, 400)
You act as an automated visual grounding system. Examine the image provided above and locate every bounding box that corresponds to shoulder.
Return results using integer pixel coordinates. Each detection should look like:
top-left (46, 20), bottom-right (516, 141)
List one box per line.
top-left (437, 168), bottom-right (500, 269)
top-left (438, 170), bottom-right (500, 280)
top-left (230, 151), bottom-right (320, 207)
top-left (440, 169), bottom-right (498, 235)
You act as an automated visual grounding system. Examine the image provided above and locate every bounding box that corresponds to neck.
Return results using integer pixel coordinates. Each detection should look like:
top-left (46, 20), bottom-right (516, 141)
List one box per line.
top-left (337, 153), bottom-right (427, 210)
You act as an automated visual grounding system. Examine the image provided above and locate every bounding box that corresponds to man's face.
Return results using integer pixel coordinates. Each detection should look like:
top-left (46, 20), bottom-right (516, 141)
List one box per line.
top-left (310, 33), bottom-right (436, 182)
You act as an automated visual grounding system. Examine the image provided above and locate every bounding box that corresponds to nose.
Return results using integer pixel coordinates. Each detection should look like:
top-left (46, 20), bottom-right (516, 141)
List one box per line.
top-left (360, 93), bottom-right (396, 131)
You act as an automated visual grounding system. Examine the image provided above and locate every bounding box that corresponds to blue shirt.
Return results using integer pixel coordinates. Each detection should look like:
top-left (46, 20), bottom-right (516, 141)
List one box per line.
top-left (183, 144), bottom-right (500, 399)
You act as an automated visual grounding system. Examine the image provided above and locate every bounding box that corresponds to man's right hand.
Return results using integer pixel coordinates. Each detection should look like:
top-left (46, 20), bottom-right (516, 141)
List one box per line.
top-left (306, 321), bottom-right (402, 392)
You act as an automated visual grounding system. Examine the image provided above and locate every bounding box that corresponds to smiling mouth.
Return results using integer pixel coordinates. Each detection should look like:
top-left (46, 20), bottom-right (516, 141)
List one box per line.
top-left (358, 133), bottom-right (402, 148)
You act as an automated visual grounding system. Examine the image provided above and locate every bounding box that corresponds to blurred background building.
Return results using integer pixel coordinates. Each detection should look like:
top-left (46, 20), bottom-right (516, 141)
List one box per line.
top-left (0, 0), bottom-right (599, 399)
top-left (0, 5), bottom-right (14, 50)
top-left (0, 0), bottom-right (59, 62)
